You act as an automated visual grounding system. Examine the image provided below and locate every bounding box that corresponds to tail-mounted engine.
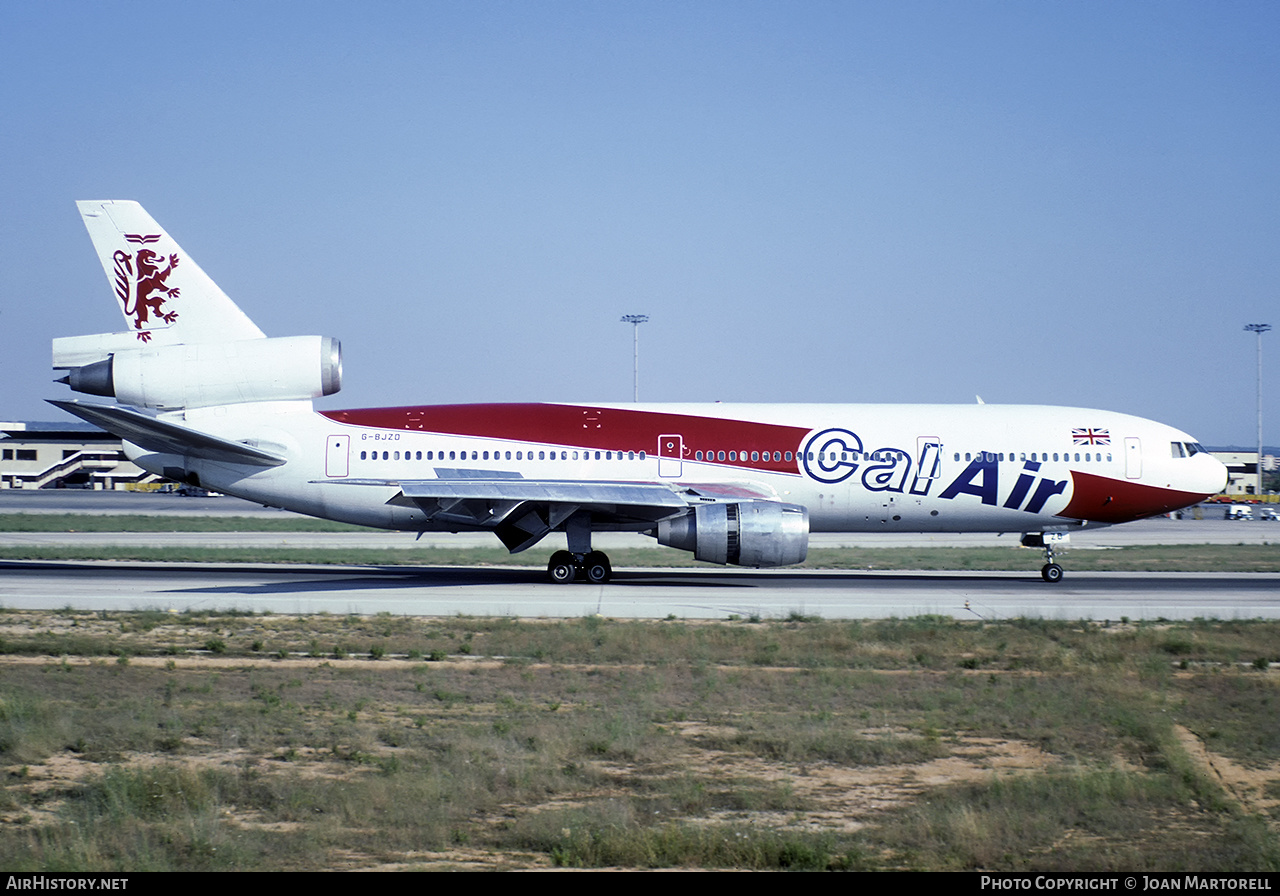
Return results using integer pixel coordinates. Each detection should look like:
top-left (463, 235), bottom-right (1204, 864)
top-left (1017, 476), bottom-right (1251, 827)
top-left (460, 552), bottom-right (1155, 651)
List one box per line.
top-left (656, 501), bottom-right (809, 567)
top-left (56, 335), bottom-right (341, 410)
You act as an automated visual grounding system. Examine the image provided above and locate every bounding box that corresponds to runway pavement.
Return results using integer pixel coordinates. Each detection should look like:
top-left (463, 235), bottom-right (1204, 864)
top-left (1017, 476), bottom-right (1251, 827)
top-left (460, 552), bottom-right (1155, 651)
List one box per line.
top-left (2, 560), bottom-right (1277, 620)
top-left (1, 490), bottom-right (1276, 619)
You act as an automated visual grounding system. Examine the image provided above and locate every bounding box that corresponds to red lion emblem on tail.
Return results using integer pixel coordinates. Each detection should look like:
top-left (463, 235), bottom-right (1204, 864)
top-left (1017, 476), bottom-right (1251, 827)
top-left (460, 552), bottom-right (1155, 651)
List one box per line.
top-left (112, 241), bottom-right (181, 342)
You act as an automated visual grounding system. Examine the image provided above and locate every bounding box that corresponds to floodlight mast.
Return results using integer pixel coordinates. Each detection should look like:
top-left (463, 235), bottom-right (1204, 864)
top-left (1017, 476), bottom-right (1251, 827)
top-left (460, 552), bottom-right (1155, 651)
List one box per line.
top-left (1245, 323), bottom-right (1271, 499)
top-left (621, 314), bottom-right (649, 402)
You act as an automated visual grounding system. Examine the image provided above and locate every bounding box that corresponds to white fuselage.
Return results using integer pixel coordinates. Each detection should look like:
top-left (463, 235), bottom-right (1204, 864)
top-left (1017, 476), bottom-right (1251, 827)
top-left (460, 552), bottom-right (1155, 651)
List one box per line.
top-left (127, 400), bottom-right (1227, 537)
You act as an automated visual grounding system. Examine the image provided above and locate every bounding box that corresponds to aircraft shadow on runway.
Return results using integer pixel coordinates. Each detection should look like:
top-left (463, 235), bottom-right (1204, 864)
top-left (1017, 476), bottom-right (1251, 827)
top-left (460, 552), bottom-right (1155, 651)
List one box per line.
top-left (8, 559), bottom-right (1251, 597)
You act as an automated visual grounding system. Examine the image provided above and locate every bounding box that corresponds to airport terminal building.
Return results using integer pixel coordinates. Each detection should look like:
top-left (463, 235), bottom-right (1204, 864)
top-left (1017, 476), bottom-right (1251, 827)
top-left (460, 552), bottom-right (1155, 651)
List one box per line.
top-left (0, 422), bottom-right (158, 490)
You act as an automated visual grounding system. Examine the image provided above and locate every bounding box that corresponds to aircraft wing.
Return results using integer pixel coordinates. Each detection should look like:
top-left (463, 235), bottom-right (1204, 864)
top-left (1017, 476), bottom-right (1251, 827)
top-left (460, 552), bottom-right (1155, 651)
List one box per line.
top-left (319, 476), bottom-right (693, 553)
top-left (48, 399), bottom-right (286, 467)
top-left (674, 481), bottom-right (782, 501)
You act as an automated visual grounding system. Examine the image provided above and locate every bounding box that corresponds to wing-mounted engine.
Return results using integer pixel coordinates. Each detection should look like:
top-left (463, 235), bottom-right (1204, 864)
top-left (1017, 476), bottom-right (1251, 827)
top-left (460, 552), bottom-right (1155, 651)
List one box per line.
top-left (55, 334), bottom-right (341, 410)
top-left (656, 500), bottom-right (809, 567)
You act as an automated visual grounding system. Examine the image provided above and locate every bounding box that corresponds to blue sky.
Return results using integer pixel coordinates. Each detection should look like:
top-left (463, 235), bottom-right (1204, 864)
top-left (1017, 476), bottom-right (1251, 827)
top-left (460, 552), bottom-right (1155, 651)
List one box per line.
top-left (2, 1), bottom-right (1277, 446)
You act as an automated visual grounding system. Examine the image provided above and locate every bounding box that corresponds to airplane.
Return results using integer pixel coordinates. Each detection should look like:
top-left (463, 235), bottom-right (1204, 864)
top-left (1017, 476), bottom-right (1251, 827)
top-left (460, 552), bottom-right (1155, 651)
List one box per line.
top-left (50, 200), bottom-right (1228, 584)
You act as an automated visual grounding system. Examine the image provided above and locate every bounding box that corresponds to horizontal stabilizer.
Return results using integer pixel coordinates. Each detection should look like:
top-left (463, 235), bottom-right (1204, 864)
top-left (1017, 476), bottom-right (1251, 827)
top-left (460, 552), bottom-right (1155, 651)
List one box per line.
top-left (48, 399), bottom-right (285, 467)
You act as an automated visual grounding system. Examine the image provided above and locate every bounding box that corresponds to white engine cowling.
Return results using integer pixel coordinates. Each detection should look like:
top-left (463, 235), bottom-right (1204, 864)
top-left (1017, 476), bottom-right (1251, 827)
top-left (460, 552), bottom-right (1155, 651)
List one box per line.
top-left (656, 501), bottom-right (809, 567)
top-left (62, 336), bottom-right (341, 409)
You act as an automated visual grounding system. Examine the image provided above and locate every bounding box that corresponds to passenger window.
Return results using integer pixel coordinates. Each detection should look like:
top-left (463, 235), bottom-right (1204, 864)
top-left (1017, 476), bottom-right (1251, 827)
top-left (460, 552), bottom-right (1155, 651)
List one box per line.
top-left (360, 451), bottom-right (366, 460)
top-left (785, 451), bottom-right (793, 461)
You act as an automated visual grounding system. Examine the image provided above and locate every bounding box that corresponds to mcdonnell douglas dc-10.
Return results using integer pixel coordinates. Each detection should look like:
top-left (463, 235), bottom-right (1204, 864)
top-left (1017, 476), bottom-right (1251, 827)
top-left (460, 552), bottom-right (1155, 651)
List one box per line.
top-left (51, 201), bottom-right (1227, 584)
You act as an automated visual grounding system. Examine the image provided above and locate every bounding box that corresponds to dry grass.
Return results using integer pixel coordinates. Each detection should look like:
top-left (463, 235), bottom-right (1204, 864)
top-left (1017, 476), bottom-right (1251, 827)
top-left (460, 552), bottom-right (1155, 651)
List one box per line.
top-left (1, 612), bottom-right (1278, 870)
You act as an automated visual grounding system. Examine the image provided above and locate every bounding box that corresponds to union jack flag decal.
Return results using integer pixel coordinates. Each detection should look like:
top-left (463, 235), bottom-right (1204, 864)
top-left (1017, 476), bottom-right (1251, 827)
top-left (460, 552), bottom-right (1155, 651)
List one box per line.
top-left (1072, 428), bottom-right (1110, 446)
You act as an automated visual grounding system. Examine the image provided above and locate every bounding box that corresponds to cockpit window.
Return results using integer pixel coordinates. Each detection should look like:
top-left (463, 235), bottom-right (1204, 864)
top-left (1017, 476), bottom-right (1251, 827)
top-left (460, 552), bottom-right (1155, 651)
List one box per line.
top-left (1171, 442), bottom-right (1186, 458)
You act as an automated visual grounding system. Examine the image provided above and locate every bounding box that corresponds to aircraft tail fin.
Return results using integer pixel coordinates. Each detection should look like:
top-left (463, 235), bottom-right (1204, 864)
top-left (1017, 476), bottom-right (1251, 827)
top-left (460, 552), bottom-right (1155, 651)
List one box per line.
top-left (76, 200), bottom-right (265, 346)
top-left (57, 202), bottom-right (340, 411)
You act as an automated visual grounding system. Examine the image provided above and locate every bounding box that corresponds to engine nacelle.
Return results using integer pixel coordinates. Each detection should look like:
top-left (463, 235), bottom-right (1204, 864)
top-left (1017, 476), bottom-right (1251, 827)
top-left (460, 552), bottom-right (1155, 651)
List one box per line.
top-left (656, 501), bottom-right (809, 567)
top-left (61, 335), bottom-right (341, 410)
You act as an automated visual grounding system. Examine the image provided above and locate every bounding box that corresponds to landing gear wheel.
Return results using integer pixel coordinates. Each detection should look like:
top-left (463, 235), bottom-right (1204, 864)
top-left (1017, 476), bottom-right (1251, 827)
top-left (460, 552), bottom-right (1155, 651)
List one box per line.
top-left (584, 551), bottom-right (612, 584)
top-left (1041, 563), bottom-right (1064, 583)
top-left (547, 551), bottom-right (577, 584)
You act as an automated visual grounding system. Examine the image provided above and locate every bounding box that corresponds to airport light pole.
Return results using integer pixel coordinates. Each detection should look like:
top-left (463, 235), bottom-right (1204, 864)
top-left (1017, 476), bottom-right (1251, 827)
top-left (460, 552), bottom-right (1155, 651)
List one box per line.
top-left (1245, 323), bottom-right (1271, 499)
top-left (621, 314), bottom-right (648, 402)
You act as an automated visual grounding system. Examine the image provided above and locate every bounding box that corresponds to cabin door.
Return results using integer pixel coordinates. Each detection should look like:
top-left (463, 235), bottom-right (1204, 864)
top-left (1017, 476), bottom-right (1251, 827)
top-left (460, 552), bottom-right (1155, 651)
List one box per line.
top-left (658, 434), bottom-right (683, 478)
top-left (1124, 437), bottom-right (1142, 480)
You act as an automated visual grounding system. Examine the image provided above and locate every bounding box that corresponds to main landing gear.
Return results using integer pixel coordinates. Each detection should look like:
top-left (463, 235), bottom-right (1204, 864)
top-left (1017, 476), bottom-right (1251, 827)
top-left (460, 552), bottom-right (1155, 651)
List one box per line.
top-left (547, 550), bottom-right (613, 584)
top-left (546, 513), bottom-right (613, 584)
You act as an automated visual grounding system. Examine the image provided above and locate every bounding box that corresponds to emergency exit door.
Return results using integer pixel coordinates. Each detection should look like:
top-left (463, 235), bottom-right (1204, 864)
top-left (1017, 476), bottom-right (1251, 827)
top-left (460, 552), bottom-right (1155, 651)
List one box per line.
top-left (326, 434), bottom-right (350, 478)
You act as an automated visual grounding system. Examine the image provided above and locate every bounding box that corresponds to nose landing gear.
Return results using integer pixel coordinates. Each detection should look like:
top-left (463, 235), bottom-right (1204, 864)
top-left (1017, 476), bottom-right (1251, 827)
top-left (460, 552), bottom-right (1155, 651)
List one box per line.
top-left (1041, 555), bottom-right (1064, 583)
top-left (1021, 532), bottom-right (1067, 583)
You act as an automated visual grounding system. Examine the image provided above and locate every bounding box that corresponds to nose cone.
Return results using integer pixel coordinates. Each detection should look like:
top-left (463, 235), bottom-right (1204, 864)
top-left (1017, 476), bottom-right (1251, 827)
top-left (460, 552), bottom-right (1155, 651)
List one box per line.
top-left (1192, 452), bottom-right (1229, 499)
